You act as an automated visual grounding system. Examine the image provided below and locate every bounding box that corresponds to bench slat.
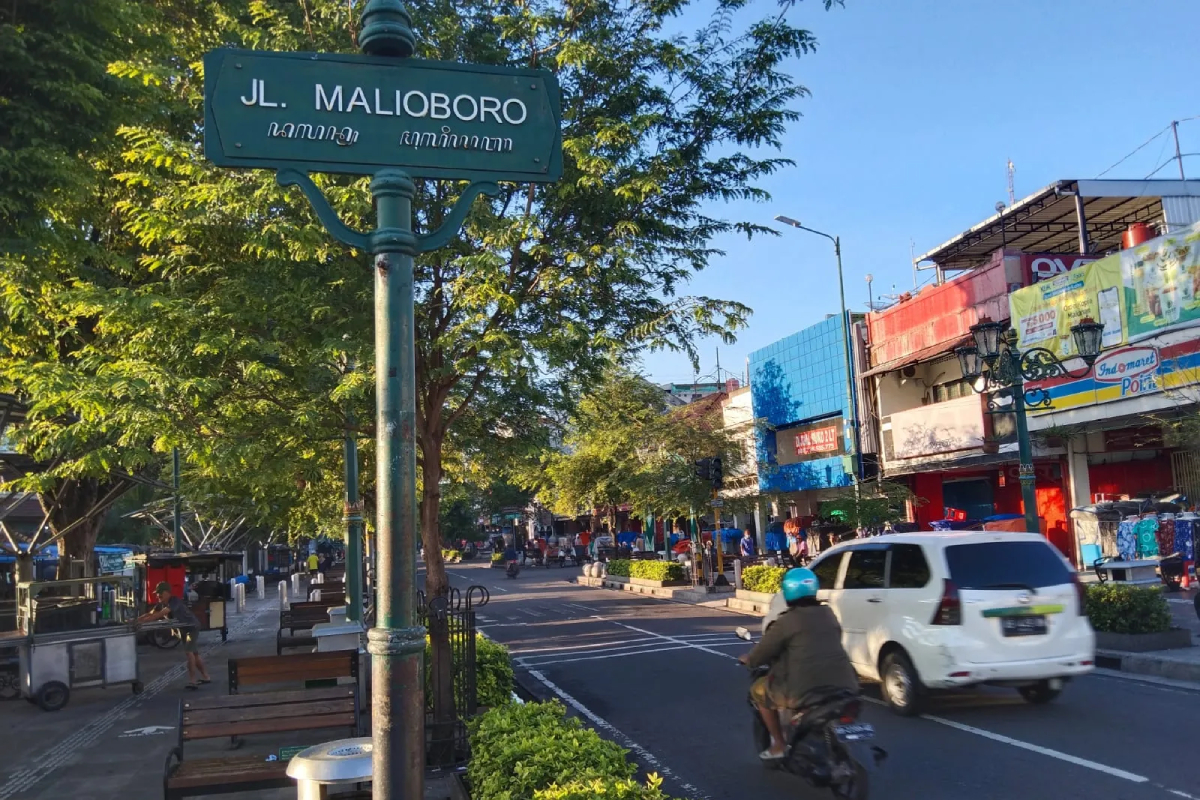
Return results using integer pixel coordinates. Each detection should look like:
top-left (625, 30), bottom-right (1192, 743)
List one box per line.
top-left (183, 686), bottom-right (354, 711)
top-left (184, 698), bottom-right (355, 726)
top-left (183, 710), bottom-right (357, 740)
top-left (235, 663), bottom-right (353, 684)
top-left (167, 757), bottom-right (289, 789)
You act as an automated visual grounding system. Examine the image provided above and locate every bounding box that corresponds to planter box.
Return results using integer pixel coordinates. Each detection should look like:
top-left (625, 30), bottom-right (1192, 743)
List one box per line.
top-left (735, 589), bottom-right (776, 605)
top-left (603, 575), bottom-right (629, 585)
top-left (490, 560), bottom-right (507, 569)
top-left (1095, 627), bottom-right (1194, 653)
top-left (630, 577), bottom-right (688, 588)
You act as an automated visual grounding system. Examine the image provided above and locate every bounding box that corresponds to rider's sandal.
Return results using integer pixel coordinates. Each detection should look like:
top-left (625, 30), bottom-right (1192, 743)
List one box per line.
top-left (185, 683), bottom-right (199, 690)
top-left (759, 749), bottom-right (785, 761)
top-left (197, 678), bottom-right (212, 685)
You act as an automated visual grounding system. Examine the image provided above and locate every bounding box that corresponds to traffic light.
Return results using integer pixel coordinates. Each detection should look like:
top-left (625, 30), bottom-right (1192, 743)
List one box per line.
top-left (693, 458), bottom-right (712, 481)
top-left (711, 456), bottom-right (723, 489)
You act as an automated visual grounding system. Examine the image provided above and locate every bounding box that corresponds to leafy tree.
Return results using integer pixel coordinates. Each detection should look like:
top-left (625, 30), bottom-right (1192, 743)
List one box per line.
top-left (530, 368), bottom-right (751, 533)
top-left (818, 480), bottom-right (919, 530)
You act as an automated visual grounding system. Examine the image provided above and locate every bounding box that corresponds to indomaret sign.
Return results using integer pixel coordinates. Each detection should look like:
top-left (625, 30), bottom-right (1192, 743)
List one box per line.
top-left (204, 49), bottom-right (562, 182)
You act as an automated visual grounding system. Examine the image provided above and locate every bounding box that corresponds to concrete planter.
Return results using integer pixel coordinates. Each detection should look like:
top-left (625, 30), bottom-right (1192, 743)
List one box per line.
top-left (604, 575), bottom-right (629, 585)
top-left (630, 577), bottom-right (688, 588)
top-left (1095, 627), bottom-right (1194, 653)
top-left (735, 589), bottom-right (776, 605)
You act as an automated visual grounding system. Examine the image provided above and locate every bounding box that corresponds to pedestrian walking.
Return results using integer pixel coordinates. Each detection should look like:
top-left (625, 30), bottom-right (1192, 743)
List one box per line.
top-left (136, 582), bottom-right (212, 690)
top-left (740, 529), bottom-right (756, 559)
top-left (307, 552), bottom-right (319, 576)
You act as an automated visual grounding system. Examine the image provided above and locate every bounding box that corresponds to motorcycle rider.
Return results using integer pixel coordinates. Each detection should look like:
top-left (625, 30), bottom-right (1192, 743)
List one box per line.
top-left (738, 567), bottom-right (858, 760)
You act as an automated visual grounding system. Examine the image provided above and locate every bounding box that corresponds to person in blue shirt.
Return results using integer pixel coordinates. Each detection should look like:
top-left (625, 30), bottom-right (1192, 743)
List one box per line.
top-left (503, 544), bottom-right (518, 563)
top-left (740, 530), bottom-right (756, 558)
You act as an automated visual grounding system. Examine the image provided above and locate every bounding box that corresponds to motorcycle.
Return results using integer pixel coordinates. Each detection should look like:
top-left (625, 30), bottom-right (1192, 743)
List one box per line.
top-left (506, 559), bottom-right (520, 579)
top-left (736, 627), bottom-right (884, 799)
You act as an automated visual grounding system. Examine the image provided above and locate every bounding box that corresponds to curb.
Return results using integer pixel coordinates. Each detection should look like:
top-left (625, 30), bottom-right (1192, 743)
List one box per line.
top-left (570, 576), bottom-right (759, 616)
top-left (1096, 648), bottom-right (1200, 685)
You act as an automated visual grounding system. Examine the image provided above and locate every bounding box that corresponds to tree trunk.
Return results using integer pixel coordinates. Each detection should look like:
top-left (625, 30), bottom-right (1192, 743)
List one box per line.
top-left (40, 477), bottom-right (113, 582)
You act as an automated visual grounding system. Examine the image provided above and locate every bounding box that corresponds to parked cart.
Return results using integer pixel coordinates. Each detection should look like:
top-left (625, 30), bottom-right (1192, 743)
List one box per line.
top-left (13, 576), bottom-right (143, 711)
top-left (128, 551), bottom-right (243, 643)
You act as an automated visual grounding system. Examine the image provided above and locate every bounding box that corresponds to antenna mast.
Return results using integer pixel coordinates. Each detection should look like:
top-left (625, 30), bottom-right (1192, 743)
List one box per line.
top-left (1007, 159), bottom-right (1016, 206)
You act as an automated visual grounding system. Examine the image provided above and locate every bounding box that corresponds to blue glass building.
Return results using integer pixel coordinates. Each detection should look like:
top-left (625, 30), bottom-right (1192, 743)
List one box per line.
top-left (748, 313), bottom-right (859, 494)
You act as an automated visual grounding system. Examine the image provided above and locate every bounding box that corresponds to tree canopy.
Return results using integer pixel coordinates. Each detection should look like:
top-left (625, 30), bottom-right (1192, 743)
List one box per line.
top-left (0, 0), bottom-right (842, 599)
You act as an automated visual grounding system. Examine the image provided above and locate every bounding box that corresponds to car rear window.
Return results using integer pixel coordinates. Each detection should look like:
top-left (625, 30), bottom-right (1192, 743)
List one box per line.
top-left (945, 541), bottom-right (1073, 590)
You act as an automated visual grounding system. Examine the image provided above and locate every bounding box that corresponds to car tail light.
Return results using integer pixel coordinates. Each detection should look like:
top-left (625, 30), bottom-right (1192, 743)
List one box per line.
top-left (1072, 573), bottom-right (1087, 617)
top-left (931, 579), bottom-right (961, 625)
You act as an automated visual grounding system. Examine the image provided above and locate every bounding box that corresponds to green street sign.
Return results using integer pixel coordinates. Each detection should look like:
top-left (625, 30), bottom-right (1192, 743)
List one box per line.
top-left (203, 49), bottom-right (562, 182)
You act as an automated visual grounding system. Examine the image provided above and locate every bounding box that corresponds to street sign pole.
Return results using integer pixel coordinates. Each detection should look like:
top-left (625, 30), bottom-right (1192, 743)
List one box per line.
top-left (342, 358), bottom-right (364, 626)
top-left (203, 2), bottom-right (561, 796)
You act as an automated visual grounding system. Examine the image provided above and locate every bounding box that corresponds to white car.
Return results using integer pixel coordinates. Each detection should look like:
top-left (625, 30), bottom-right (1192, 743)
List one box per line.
top-left (762, 531), bottom-right (1095, 715)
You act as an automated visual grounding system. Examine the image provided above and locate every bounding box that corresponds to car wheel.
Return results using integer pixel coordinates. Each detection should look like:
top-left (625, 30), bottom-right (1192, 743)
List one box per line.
top-left (35, 681), bottom-right (70, 712)
top-left (1018, 681), bottom-right (1061, 705)
top-left (880, 651), bottom-right (923, 717)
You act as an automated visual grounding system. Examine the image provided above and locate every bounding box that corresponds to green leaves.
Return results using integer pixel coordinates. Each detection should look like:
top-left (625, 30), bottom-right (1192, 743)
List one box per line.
top-left (741, 564), bottom-right (785, 594)
top-left (468, 701), bottom-right (634, 800)
top-left (629, 560), bottom-right (684, 582)
top-left (1084, 584), bottom-right (1172, 635)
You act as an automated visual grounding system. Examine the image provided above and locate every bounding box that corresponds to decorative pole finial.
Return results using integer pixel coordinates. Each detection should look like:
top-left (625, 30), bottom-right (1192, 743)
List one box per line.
top-left (360, 0), bottom-right (416, 58)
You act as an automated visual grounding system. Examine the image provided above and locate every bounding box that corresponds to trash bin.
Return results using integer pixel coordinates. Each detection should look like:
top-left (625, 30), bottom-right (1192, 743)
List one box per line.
top-left (286, 737), bottom-right (373, 800)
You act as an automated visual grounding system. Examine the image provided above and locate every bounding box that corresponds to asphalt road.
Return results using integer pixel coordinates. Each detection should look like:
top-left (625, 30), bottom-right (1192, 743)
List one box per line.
top-left (447, 559), bottom-right (1200, 800)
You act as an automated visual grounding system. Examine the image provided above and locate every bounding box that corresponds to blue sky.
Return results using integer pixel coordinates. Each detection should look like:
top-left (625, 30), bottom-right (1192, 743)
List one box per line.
top-left (639, 0), bottom-right (1200, 385)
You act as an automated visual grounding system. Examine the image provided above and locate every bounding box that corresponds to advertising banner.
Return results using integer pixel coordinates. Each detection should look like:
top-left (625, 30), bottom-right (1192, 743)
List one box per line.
top-left (1120, 221), bottom-right (1200, 342)
top-left (774, 416), bottom-right (843, 465)
top-left (1010, 255), bottom-right (1124, 357)
top-left (1020, 253), bottom-right (1099, 284)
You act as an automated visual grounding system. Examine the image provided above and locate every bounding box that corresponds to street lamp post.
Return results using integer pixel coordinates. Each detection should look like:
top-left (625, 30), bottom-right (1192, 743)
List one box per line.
top-left (774, 216), bottom-right (860, 493)
top-left (955, 318), bottom-right (1105, 535)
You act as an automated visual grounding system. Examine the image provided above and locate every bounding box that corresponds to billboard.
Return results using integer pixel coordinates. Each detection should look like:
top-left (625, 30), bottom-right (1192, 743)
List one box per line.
top-left (774, 416), bottom-right (843, 465)
top-left (1020, 253), bottom-right (1099, 284)
top-left (1010, 255), bottom-right (1124, 358)
top-left (1120, 221), bottom-right (1200, 342)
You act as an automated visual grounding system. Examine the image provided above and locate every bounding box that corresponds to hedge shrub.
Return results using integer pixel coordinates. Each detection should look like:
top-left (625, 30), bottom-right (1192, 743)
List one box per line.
top-left (425, 633), bottom-right (514, 710)
top-left (534, 774), bottom-right (680, 800)
top-left (1085, 584), bottom-right (1172, 634)
top-left (741, 565), bottom-right (786, 594)
top-left (629, 560), bottom-right (684, 582)
top-left (468, 701), bottom-right (633, 800)
top-left (605, 559), bottom-right (631, 577)
top-left (491, 551), bottom-right (505, 563)
top-left (442, 549), bottom-right (462, 562)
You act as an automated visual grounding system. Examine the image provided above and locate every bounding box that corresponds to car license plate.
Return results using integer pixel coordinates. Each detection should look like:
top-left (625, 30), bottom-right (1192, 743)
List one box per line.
top-left (833, 722), bottom-right (874, 741)
top-left (1001, 615), bottom-right (1047, 637)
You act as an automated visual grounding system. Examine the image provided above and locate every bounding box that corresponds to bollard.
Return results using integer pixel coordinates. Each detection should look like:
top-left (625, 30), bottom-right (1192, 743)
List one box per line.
top-left (733, 559), bottom-right (743, 591)
top-left (279, 581), bottom-right (289, 611)
top-left (235, 582), bottom-right (246, 612)
top-left (315, 572), bottom-right (325, 585)
top-left (291, 572), bottom-right (302, 598)
top-left (228, 578), bottom-right (238, 611)
top-left (256, 575), bottom-right (266, 600)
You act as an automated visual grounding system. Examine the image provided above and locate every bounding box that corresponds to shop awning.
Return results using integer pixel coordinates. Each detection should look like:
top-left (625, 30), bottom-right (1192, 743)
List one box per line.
top-left (862, 335), bottom-right (971, 378)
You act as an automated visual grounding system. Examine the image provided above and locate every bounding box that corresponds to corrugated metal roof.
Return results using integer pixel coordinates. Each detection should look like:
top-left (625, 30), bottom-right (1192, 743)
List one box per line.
top-left (917, 179), bottom-right (1200, 272)
top-left (1163, 195), bottom-right (1200, 232)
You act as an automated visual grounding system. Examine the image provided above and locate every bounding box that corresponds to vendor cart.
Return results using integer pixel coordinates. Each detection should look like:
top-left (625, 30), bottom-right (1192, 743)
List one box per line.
top-left (128, 551), bottom-right (243, 643)
top-left (13, 576), bottom-right (143, 711)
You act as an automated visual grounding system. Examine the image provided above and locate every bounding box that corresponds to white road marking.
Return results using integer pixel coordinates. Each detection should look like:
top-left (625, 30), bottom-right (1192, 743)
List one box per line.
top-left (520, 609), bottom-right (545, 618)
top-left (564, 603), bottom-right (595, 613)
top-left (119, 725), bottom-right (174, 738)
top-left (921, 713), bottom-right (1147, 783)
top-left (511, 637), bottom-right (659, 655)
top-left (603, 619), bottom-right (738, 661)
top-left (519, 645), bottom-right (695, 667)
top-left (525, 668), bottom-right (711, 800)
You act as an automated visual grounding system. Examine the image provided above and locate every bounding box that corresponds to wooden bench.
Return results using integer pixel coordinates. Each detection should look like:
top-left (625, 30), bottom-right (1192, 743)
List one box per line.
top-left (277, 604), bottom-right (329, 654)
top-left (162, 686), bottom-right (359, 800)
top-left (230, 649), bottom-right (360, 695)
top-left (308, 581), bottom-right (345, 599)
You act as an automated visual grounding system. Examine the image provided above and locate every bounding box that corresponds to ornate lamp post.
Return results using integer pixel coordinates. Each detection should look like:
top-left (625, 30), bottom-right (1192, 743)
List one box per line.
top-left (955, 317), bottom-right (1105, 534)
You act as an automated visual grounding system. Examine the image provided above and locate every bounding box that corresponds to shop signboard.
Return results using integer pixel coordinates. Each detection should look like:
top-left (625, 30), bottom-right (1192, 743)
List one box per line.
top-left (774, 416), bottom-right (844, 465)
top-left (1020, 253), bottom-right (1099, 284)
top-left (1120, 220), bottom-right (1200, 342)
top-left (1027, 331), bottom-right (1200, 416)
top-left (1010, 255), bottom-right (1125, 357)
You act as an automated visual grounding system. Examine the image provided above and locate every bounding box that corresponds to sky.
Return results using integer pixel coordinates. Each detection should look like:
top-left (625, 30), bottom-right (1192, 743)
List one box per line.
top-left (639, 0), bottom-right (1200, 386)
